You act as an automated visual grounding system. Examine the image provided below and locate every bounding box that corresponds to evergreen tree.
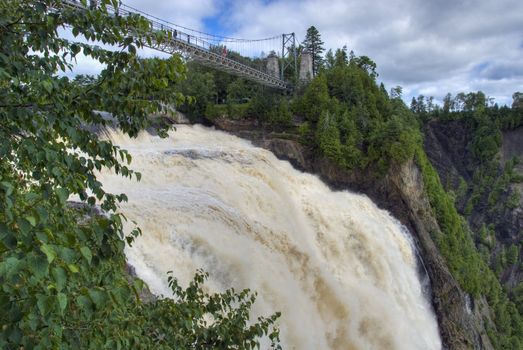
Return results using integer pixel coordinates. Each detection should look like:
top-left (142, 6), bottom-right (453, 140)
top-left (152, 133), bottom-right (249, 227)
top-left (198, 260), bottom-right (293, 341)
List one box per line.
top-left (334, 46), bottom-right (349, 67)
top-left (302, 26), bottom-right (325, 76)
top-left (513, 92), bottom-right (523, 110)
top-left (325, 49), bottom-right (335, 69)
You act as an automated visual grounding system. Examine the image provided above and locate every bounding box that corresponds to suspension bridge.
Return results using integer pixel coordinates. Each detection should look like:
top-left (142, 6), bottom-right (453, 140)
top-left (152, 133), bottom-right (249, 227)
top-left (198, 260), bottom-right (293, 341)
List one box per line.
top-left (62, 0), bottom-right (314, 89)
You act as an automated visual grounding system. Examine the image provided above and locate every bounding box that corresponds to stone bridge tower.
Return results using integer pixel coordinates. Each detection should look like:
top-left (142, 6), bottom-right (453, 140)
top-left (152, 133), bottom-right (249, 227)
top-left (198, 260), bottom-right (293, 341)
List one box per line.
top-left (266, 52), bottom-right (280, 79)
top-left (299, 49), bottom-right (313, 81)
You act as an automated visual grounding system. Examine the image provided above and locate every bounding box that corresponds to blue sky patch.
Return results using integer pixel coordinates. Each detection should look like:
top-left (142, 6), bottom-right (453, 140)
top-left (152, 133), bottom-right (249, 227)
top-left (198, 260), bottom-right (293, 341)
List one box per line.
top-left (203, 17), bottom-right (226, 36)
top-left (474, 61), bottom-right (490, 73)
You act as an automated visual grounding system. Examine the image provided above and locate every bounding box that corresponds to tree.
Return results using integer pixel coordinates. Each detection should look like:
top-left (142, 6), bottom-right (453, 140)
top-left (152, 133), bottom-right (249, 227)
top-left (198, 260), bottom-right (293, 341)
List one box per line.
top-left (507, 244), bottom-right (519, 266)
top-left (302, 26), bottom-right (325, 76)
top-left (325, 49), bottom-right (335, 69)
top-left (513, 92), bottom-right (523, 110)
top-left (351, 55), bottom-right (378, 79)
top-left (410, 97), bottom-right (418, 112)
top-left (316, 111), bottom-right (344, 163)
top-left (0, 0), bottom-right (280, 348)
top-left (227, 78), bottom-right (250, 102)
top-left (443, 93), bottom-right (454, 113)
top-left (390, 86), bottom-right (403, 99)
top-left (298, 74), bottom-right (331, 122)
top-left (334, 46), bottom-right (349, 67)
top-left (178, 67), bottom-right (217, 118)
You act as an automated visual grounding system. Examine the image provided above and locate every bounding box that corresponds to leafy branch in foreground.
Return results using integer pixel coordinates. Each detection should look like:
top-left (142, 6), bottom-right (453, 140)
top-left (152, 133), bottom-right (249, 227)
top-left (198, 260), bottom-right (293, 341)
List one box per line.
top-left (0, 0), bottom-right (280, 348)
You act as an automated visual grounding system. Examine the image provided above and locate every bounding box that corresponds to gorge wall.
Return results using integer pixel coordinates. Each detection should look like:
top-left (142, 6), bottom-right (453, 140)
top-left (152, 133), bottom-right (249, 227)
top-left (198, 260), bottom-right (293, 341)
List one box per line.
top-left (424, 120), bottom-right (523, 290)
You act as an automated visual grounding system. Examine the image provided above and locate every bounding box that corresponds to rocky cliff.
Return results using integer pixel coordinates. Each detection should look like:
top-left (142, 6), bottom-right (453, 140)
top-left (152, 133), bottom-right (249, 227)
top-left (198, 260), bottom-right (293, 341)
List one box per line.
top-left (424, 120), bottom-right (523, 290)
top-left (210, 117), bottom-right (494, 350)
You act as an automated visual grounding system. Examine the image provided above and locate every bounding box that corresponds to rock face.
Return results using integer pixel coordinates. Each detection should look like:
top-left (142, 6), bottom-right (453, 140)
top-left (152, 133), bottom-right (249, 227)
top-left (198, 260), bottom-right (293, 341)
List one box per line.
top-left (501, 127), bottom-right (523, 229)
top-left (210, 118), bottom-right (494, 350)
top-left (423, 120), bottom-right (474, 191)
top-left (500, 127), bottom-right (523, 288)
top-left (424, 120), bottom-right (523, 289)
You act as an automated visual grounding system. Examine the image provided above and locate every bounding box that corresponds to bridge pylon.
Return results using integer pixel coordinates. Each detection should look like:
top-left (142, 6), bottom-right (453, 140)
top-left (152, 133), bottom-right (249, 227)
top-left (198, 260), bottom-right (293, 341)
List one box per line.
top-left (281, 33), bottom-right (297, 81)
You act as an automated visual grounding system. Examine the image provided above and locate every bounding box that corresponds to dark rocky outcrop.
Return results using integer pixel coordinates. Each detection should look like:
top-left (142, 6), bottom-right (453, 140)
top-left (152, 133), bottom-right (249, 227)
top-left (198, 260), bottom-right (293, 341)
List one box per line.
top-left (423, 120), bottom-right (474, 193)
top-left (210, 117), bottom-right (493, 350)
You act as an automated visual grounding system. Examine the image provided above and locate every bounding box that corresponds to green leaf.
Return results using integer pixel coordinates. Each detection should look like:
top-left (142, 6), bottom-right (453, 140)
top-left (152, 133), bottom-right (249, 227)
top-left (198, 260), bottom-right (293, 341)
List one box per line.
top-left (40, 244), bottom-right (56, 264)
top-left (0, 181), bottom-right (14, 196)
top-left (80, 246), bottom-right (92, 264)
top-left (56, 187), bottom-right (69, 204)
top-left (28, 254), bottom-right (49, 281)
top-left (88, 289), bottom-right (107, 308)
top-left (57, 293), bottom-right (67, 313)
top-left (51, 267), bottom-right (67, 292)
top-left (67, 264), bottom-right (79, 273)
top-left (37, 295), bottom-right (54, 316)
top-left (57, 246), bottom-right (76, 263)
top-left (0, 256), bottom-right (23, 279)
top-left (42, 80), bottom-right (53, 94)
top-left (26, 215), bottom-right (37, 227)
top-left (76, 295), bottom-right (93, 316)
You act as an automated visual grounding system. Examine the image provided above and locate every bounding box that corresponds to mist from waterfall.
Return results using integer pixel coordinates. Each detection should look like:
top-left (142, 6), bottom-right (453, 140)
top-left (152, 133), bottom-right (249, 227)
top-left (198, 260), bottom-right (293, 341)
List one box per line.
top-left (98, 125), bottom-right (442, 350)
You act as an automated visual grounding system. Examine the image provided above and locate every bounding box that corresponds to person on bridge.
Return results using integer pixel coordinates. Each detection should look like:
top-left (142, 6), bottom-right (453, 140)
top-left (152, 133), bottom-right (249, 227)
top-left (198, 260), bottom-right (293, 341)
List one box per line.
top-left (173, 29), bottom-right (177, 39)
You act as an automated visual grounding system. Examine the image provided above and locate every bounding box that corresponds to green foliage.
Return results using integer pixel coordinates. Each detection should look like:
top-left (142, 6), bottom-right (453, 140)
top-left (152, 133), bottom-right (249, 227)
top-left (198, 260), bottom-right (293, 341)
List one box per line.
top-left (178, 69), bottom-right (216, 119)
top-left (415, 149), bottom-right (483, 295)
top-left (227, 78), bottom-right (253, 102)
top-left (433, 92), bottom-right (523, 130)
top-left (470, 114), bottom-right (502, 164)
top-left (205, 103), bottom-right (250, 121)
top-left (506, 191), bottom-right (521, 209)
top-left (351, 55), bottom-right (378, 79)
top-left (315, 111), bottom-right (344, 163)
top-left (367, 115), bottom-right (420, 172)
top-left (0, 1), bottom-right (280, 348)
top-left (295, 74), bottom-right (331, 122)
top-left (269, 99), bottom-right (293, 126)
top-left (294, 54), bottom-right (420, 174)
top-left (507, 245), bottom-right (519, 266)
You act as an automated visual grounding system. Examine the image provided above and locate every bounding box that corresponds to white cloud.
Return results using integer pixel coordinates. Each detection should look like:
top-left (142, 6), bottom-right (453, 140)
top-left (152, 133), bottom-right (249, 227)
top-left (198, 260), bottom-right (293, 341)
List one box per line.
top-left (221, 0), bottom-right (523, 105)
top-left (124, 0), bottom-right (218, 31)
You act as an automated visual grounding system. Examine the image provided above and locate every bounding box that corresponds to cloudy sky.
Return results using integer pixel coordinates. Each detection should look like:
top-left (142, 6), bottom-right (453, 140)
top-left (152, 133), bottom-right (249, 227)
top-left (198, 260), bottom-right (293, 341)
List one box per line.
top-left (73, 0), bottom-right (523, 106)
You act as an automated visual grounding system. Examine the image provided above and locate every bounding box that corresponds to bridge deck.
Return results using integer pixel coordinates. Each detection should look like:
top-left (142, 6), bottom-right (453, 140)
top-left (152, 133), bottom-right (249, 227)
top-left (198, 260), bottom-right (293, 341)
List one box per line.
top-left (63, 0), bottom-right (289, 89)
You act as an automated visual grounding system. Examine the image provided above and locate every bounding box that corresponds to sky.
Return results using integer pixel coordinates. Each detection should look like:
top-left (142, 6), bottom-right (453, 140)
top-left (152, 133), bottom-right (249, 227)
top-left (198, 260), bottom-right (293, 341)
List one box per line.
top-left (71, 0), bottom-right (523, 106)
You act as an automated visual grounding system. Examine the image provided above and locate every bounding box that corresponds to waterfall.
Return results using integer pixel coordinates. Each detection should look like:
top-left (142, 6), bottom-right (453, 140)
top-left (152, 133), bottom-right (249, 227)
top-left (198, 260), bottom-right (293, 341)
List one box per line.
top-left (99, 124), bottom-right (442, 350)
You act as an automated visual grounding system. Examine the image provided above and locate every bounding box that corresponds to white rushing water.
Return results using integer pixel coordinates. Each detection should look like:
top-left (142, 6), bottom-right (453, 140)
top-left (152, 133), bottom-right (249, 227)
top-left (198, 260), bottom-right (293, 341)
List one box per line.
top-left (99, 125), bottom-right (442, 350)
